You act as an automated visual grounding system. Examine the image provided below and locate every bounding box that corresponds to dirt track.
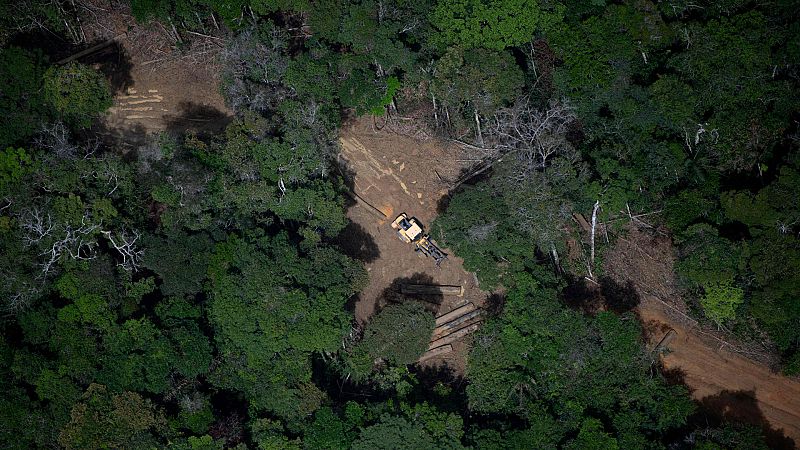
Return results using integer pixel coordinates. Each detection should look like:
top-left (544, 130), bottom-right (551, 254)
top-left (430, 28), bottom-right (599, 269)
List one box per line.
top-left (606, 228), bottom-right (800, 446)
top-left (338, 118), bottom-right (489, 372)
top-left (642, 300), bottom-right (800, 446)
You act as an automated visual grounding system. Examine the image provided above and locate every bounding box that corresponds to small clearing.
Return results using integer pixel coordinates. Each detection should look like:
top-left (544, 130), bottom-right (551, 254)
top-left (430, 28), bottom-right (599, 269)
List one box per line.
top-left (338, 117), bottom-right (489, 373)
top-left (606, 226), bottom-right (800, 445)
top-left (76, 1), bottom-right (232, 142)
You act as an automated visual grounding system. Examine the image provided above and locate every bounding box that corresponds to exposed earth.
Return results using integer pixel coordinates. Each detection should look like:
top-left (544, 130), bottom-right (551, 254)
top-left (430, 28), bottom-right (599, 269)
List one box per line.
top-left (606, 227), bottom-right (800, 446)
top-left (338, 118), bottom-right (489, 373)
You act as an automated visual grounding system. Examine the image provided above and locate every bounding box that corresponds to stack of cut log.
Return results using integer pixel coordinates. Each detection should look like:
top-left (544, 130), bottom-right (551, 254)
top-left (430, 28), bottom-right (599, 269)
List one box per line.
top-left (419, 301), bottom-right (483, 362)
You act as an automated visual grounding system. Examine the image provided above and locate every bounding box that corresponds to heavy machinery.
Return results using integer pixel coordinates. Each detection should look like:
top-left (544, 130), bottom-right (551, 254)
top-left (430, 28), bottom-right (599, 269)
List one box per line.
top-left (391, 213), bottom-right (447, 266)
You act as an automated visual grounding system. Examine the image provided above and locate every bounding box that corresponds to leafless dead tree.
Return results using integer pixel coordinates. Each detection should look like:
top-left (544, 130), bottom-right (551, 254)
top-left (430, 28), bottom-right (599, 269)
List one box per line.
top-left (484, 99), bottom-right (578, 173)
top-left (20, 208), bottom-right (101, 277)
top-left (221, 27), bottom-right (290, 114)
top-left (1, 274), bottom-right (40, 316)
top-left (35, 122), bottom-right (80, 159)
top-left (467, 222), bottom-right (498, 242)
top-left (102, 228), bottom-right (144, 272)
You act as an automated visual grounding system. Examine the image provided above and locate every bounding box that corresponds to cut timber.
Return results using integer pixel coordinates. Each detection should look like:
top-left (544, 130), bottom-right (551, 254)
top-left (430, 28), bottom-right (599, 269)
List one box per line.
top-left (56, 39), bottom-right (117, 65)
top-left (653, 329), bottom-right (677, 354)
top-left (432, 309), bottom-right (482, 340)
top-left (572, 213), bottom-right (590, 234)
top-left (401, 283), bottom-right (463, 297)
top-left (343, 190), bottom-right (387, 219)
top-left (435, 303), bottom-right (475, 327)
top-left (419, 344), bottom-right (453, 362)
top-left (428, 323), bottom-right (480, 350)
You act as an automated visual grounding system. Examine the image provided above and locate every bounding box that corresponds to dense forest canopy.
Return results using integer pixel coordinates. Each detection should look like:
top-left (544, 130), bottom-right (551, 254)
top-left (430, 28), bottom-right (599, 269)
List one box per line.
top-left (0, 0), bottom-right (797, 449)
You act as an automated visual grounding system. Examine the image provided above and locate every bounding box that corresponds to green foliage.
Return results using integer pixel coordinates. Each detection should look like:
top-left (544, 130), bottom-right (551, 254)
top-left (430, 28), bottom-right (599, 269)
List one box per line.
top-left (304, 407), bottom-right (358, 450)
top-left (432, 185), bottom-right (532, 288)
top-left (676, 224), bottom-right (742, 289)
top-left (352, 412), bottom-right (465, 450)
top-left (431, 0), bottom-right (564, 50)
top-left (564, 418), bottom-right (619, 450)
top-left (43, 63), bottom-right (112, 129)
top-left (466, 273), bottom-right (694, 444)
top-left (345, 301), bottom-right (434, 380)
top-left (0, 147), bottom-right (32, 193)
top-left (0, 2), bottom-right (792, 448)
top-left (700, 280), bottom-right (744, 327)
top-left (667, 11), bottom-right (796, 172)
top-left (58, 384), bottom-right (168, 450)
top-left (143, 232), bottom-right (212, 296)
top-left (129, 0), bottom-right (171, 21)
top-left (336, 55), bottom-right (390, 115)
top-left (432, 46), bottom-right (524, 118)
top-left (206, 234), bottom-right (360, 418)
top-left (0, 47), bottom-right (48, 148)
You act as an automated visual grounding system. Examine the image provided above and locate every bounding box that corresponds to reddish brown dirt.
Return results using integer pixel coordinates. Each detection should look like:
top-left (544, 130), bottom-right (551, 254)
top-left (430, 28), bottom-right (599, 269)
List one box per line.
top-left (338, 117), bottom-right (489, 373)
top-left (605, 226), bottom-right (800, 445)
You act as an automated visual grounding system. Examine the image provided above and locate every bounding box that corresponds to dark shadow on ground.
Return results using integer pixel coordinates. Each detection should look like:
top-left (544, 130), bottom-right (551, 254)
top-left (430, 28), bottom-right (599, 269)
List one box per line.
top-left (435, 164), bottom-right (495, 215)
top-left (332, 221), bottom-right (380, 263)
top-left (484, 292), bottom-right (506, 318)
top-left (378, 273), bottom-right (444, 316)
top-left (562, 275), bottom-right (640, 315)
top-left (164, 101), bottom-right (233, 136)
top-left (410, 362), bottom-right (468, 412)
top-left (599, 276), bottom-right (640, 313)
top-left (90, 121), bottom-right (150, 154)
top-left (81, 40), bottom-right (134, 94)
top-left (656, 364), bottom-right (795, 449)
top-left (561, 275), bottom-right (603, 314)
top-left (699, 390), bottom-right (796, 450)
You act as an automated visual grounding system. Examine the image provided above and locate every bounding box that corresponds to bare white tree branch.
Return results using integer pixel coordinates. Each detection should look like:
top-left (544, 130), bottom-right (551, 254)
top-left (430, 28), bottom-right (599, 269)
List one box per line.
top-left (102, 228), bottom-right (144, 272)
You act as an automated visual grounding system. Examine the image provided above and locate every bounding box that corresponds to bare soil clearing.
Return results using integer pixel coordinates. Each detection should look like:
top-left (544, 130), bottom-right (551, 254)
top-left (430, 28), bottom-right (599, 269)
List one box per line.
top-left (338, 117), bottom-right (489, 373)
top-left (77, 1), bottom-right (232, 141)
top-left (606, 226), bottom-right (800, 445)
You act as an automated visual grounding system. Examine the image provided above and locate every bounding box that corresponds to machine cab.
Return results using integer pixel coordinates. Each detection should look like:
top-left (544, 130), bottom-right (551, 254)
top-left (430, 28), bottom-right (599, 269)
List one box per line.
top-left (391, 213), bottom-right (423, 243)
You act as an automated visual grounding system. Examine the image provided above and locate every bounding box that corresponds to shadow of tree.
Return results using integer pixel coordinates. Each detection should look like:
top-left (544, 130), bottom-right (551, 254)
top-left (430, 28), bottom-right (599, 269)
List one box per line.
top-left (81, 40), bottom-right (134, 95)
top-left (378, 273), bottom-right (444, 316)
top-left (561, 275), bottom-right (641, 315)
top-left (481, 292), bottom-right (505, 318)
top-left (410, 362), bottom-right (468, 412)
top-left (699, 389), bottom-right (796, 450)
top-left (164, 101), bottom-right (233, 136)
top-left (599, 276), bottom-right (640, 313)
top-left (332, 221), bottom-right (380, 263)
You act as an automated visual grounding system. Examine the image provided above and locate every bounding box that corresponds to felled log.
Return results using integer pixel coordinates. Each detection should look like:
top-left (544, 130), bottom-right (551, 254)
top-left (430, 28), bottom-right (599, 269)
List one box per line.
top-left (418, 344), bottom-right (453, 362)
top-left (432, 309), bottom-right (482, 340)
top-left (401, 283), bottom-right (464, 297)
top-left (428, 323), bottom-right (480, 350)
top-left (435, 303), bottom-right (475, 327)
top-left (653, 329), bottom-right (677, 354)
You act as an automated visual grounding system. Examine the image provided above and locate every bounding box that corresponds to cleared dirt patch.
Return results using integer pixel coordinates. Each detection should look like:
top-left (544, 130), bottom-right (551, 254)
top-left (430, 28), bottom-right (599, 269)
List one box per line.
top-left (74, 1), bottom-right (232, 143)
top-left (606, 225), bottom-right (800, 445)
top-left (338, 117), bottom-right (489, 373)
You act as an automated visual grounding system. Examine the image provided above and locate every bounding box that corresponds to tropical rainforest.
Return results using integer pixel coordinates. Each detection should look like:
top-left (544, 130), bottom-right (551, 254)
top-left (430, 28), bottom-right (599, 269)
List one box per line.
top-left (0, 0), bottom-right (798, 449)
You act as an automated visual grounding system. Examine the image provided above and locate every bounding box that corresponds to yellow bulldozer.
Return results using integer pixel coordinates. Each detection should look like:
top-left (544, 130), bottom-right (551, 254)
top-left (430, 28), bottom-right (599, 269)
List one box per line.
top-left (391, 213), bottom-right (447, 266)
